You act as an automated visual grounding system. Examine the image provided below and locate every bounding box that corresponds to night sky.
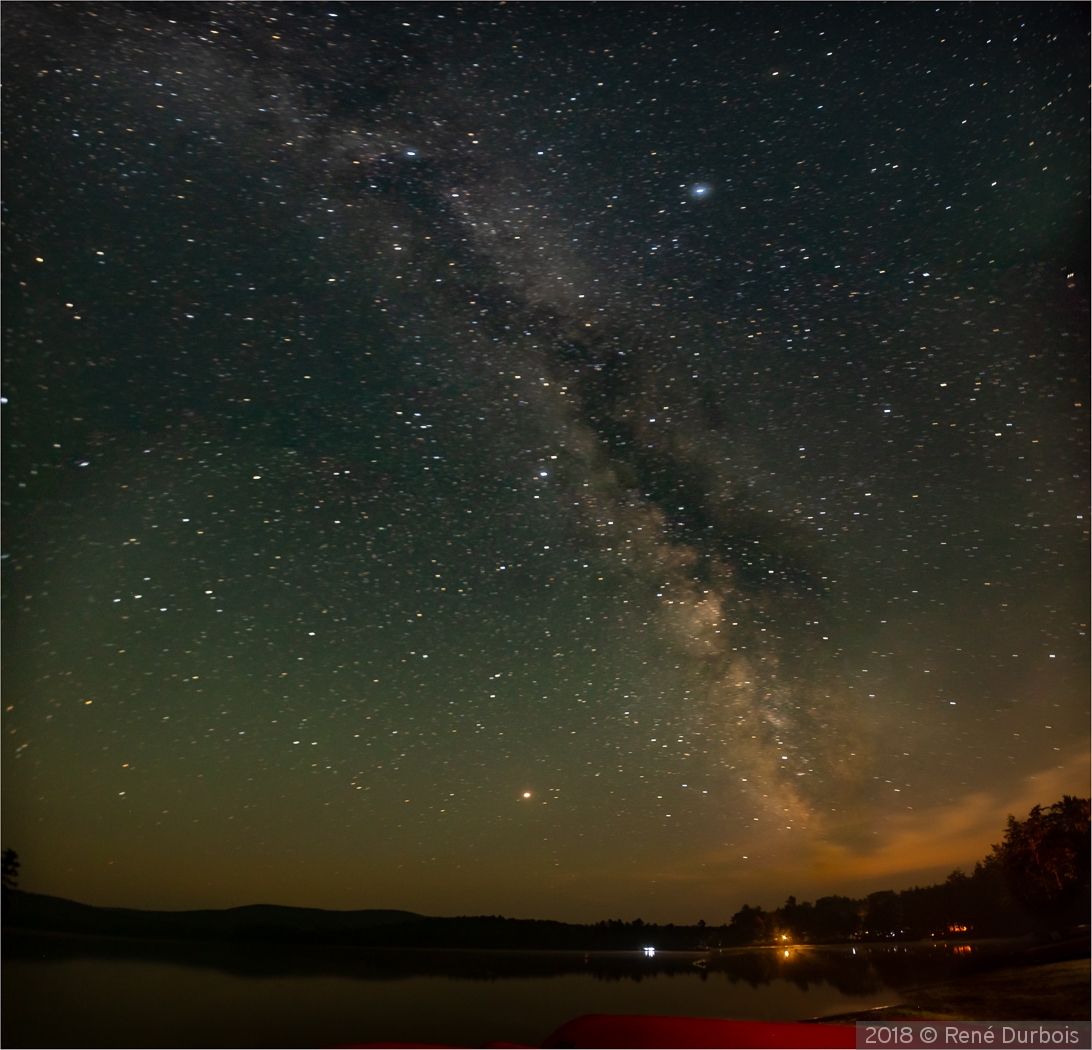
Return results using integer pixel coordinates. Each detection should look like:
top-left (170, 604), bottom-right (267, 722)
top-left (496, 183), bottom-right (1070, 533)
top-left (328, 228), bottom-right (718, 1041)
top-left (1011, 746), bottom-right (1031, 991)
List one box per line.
top-left (3, 2), bottom-right (1088, 924)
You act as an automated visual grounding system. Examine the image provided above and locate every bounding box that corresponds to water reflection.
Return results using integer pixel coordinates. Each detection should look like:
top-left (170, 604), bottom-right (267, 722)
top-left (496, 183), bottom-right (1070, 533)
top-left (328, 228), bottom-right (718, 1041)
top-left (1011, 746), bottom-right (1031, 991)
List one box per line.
top-left (5, 930), bottom-right (1012, 988)
top-left (2, 933), bottom-right (1029, 1049)
top-left (6, 929), bottom-right (1083, 1043)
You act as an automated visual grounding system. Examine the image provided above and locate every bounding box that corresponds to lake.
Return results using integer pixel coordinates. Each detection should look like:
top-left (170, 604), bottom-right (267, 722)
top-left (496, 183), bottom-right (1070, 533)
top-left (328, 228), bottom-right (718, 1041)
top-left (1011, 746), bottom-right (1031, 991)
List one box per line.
top-left (2, 932), bottom-right (1015, 1048)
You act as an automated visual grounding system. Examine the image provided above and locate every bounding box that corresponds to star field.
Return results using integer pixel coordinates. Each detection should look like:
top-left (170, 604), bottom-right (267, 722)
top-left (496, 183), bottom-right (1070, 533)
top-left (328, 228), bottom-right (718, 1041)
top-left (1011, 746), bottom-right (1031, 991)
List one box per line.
top-left (2, 2), bottom-right (1087, 922)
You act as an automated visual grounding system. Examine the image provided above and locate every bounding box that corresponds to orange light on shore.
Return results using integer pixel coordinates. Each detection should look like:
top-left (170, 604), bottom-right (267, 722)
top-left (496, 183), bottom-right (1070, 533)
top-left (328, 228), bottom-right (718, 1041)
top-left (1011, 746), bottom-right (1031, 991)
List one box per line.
top-left (522, 792), bottom-right (531, 798)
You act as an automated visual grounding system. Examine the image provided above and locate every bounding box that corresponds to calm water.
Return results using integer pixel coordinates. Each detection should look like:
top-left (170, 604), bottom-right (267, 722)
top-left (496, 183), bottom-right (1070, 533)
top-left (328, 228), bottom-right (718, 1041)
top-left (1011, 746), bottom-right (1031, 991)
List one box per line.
top-left (2, 933), bottom-right (1010, 1048)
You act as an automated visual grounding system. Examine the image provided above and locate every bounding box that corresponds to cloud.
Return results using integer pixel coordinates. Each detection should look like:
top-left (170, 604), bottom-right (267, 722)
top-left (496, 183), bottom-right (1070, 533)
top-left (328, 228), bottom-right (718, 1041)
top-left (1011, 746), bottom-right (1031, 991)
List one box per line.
top-left (796, 753), bottom-right (1092, 889)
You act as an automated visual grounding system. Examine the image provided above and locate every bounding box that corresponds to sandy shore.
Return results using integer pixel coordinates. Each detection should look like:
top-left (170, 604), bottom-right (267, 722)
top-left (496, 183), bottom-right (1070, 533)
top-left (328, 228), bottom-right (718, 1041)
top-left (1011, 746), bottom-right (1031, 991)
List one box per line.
top-left (819, 958), bottom-right (1090, 1023)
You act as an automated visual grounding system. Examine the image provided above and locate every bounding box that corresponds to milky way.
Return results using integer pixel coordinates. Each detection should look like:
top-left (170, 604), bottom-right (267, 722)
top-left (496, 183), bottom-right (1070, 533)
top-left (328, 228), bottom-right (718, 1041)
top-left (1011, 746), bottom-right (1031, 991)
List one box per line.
top-left (3, 3), bottom-right (1087, 921)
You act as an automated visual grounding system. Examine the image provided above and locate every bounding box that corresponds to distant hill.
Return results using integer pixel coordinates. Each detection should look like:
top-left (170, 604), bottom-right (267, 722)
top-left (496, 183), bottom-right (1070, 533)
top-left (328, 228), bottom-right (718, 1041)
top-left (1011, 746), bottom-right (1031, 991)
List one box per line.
top-left (2, 890), bottom-right (713, 949)
top-left (2, 890), bottom-right (424, 942)
top-left (5, 889), bottom-right (1089, 956)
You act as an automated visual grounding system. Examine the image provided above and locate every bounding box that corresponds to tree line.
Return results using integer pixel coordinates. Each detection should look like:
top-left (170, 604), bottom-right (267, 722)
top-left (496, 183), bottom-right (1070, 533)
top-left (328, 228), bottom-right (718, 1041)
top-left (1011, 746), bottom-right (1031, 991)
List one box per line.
top-left (721, 796), bottom-right (1089, 945)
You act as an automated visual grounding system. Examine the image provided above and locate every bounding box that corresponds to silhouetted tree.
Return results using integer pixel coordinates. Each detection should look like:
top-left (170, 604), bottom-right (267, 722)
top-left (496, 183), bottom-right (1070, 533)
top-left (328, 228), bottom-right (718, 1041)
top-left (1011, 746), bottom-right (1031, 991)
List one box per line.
top-left (1, 848), bottom-right (19, 890)
top-left (864, 890), bottom-right (900, 937)
top-left (810, 896), bottom-right (861, 941)
top-left (990, 795), bottom-right (1091, 928)
top-left (774, 895), bottom-right (812, 940)
top-left (727, 903), bottom-right (769, 943)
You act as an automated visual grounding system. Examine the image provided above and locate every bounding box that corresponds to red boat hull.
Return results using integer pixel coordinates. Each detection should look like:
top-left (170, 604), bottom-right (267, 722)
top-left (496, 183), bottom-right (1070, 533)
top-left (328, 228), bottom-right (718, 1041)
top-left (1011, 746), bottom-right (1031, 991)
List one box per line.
top-left (542, 1013), bottom-right (857, 1048)
top-left (336, 1011), bottom-right (858, 1048)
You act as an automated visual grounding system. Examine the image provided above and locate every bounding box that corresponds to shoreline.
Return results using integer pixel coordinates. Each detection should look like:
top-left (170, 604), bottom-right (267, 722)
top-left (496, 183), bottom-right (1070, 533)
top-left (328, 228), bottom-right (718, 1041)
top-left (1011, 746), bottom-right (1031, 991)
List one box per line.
top-left (814, 958), bottom-right (1090, 1023)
